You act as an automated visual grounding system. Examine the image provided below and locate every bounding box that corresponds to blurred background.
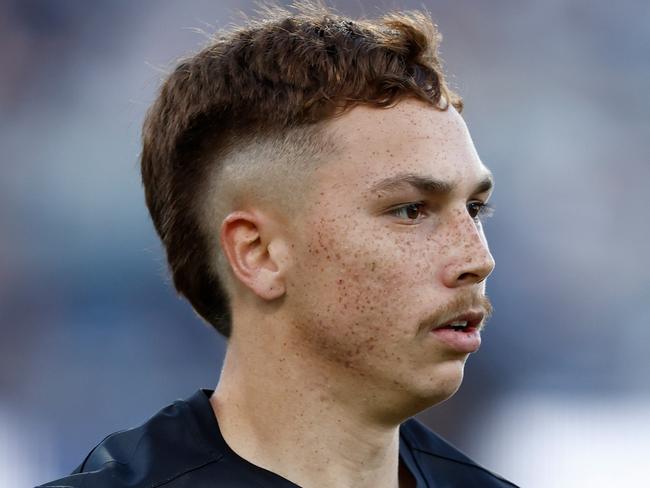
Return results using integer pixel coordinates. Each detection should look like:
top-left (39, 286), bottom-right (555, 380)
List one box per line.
top-left (1, 0), bottom-right (648, 486)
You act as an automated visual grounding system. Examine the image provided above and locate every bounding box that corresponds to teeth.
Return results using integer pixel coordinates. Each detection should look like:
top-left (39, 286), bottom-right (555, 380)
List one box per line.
top-left (448, 321), bottom-right (468, 329)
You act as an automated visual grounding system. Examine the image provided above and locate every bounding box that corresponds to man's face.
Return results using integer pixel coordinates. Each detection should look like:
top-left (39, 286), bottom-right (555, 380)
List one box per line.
top-left (282, 99), bottom-right (495, 413)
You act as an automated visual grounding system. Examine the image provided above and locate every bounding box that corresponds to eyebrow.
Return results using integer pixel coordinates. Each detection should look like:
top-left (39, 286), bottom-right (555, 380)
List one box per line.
top-left (368, 172), bottom-right (494, 197)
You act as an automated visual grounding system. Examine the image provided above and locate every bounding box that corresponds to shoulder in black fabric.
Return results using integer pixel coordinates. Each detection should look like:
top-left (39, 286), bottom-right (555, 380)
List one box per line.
top-left (399, 418), bottom-right (520, 488)
top-left (36, 391), bottom-right (225, 488)
top-left (36, 390), bottom-right (301, 488)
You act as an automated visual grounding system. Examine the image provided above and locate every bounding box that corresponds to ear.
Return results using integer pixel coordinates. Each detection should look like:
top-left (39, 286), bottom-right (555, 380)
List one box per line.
top-left (219, 210), bottom-right (288, 301)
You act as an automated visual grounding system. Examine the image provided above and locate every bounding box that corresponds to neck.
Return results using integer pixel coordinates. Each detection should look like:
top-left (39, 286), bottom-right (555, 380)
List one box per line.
top-left (210, 325), bottom-right (413, 488)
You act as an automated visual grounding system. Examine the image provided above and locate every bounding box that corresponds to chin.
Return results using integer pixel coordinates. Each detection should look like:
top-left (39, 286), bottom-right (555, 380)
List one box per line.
top-left (411, 359), bottom-right (466, 408)
top-left (372, 360), bottom-right (467, 423)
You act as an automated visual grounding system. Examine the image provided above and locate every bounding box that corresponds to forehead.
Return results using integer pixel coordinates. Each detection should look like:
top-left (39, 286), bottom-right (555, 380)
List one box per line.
top-left (318, 99), bottom-right (491, 193)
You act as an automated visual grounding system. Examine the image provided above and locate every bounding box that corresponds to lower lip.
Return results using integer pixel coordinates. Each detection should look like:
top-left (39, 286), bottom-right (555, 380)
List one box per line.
top-left (430, 327), bottom-right (481, 353)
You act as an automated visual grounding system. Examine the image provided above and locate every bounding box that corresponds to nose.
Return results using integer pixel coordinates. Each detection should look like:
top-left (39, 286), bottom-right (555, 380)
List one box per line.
top-left (441, 216), bottom-right (495, 289)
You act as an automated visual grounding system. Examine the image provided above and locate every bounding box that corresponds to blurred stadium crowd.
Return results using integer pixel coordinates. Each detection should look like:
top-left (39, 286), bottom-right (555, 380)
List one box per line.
top-left (0, 1), bottom-right (648, 486)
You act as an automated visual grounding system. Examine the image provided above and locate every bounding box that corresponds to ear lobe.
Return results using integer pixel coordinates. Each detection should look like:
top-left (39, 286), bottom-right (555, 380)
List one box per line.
top-left (220, 210), bottom-right (286, 301)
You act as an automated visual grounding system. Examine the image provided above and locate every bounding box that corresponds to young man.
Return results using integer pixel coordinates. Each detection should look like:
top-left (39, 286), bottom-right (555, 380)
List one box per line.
top-left (40, 3), bottom-right (517, 487)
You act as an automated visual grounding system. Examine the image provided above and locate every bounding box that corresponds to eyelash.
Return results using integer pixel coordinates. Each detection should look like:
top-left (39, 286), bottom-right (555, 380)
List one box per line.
top-left (467, 201), bottom-right (495, 221)
top-left (388, 201), bottom-right (495, 223)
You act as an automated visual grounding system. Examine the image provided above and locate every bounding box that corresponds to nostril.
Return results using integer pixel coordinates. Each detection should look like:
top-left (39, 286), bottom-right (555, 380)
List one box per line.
top-left (457, 272), bottom-right (474, 282)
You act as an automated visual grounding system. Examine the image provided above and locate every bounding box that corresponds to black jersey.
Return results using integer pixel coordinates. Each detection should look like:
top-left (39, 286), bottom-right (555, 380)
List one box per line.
top-left (38, 389), bottom-right (518, 487)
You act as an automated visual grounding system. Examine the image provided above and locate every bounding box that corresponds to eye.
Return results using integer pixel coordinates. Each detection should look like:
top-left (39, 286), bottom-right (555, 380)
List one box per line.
top-left (388, 202), bottom-right (427, 222)
top-left (467, 201), bottom-right (495, 222)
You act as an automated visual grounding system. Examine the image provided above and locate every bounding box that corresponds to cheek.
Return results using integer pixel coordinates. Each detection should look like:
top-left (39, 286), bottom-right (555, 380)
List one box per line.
top-left (290, 219), bottom-right (433, 338)
top-left (309, 222), bottom-right (412, 292)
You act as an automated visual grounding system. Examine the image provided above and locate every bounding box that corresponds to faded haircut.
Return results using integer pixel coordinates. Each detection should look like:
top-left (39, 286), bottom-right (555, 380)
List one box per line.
top-left (140, 1), bottom-right (463, 338)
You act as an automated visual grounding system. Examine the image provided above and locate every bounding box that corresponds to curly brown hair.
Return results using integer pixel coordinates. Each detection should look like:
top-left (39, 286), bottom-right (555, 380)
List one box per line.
top-left (140, 1), bottom-right (463, 338)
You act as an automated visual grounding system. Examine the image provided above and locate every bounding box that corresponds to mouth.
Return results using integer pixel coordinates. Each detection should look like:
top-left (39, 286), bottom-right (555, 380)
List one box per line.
top-left (432, 311), bottom-right (485, 333)
top-left (428, 310), bottom-right (485, 354)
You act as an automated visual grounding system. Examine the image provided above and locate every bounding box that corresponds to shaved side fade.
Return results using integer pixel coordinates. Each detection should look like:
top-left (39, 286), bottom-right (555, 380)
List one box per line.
top-left (140, 1), bottom-right (463, 338)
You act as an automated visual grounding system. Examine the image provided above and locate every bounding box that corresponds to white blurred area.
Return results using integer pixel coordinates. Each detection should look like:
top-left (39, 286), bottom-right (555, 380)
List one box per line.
top-left (0, 409), bottom-right (57, 486)
top-left (474, 394), bottom-right (650, 487)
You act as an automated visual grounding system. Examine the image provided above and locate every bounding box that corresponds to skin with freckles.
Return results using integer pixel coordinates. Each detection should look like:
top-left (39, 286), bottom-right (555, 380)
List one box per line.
top-left (212, 98), bottom-right (495, 488)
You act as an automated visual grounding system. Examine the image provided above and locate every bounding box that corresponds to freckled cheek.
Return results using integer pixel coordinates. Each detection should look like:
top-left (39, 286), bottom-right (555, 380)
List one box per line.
top-left (328, 244), bottom-right (431, 325)
top-left (297, 215), bottom-right (435, 300)
top-left (290, 232), bottom-right (435, 367)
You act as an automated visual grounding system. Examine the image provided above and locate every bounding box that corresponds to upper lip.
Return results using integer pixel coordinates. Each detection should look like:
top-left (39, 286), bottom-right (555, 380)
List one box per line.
top-left (433, 310), bottom-right (485, 331)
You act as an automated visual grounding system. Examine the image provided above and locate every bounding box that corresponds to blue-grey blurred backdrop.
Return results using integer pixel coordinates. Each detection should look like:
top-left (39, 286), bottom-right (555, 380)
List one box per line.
top-left (1, 1), bottom-right (648, 486)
